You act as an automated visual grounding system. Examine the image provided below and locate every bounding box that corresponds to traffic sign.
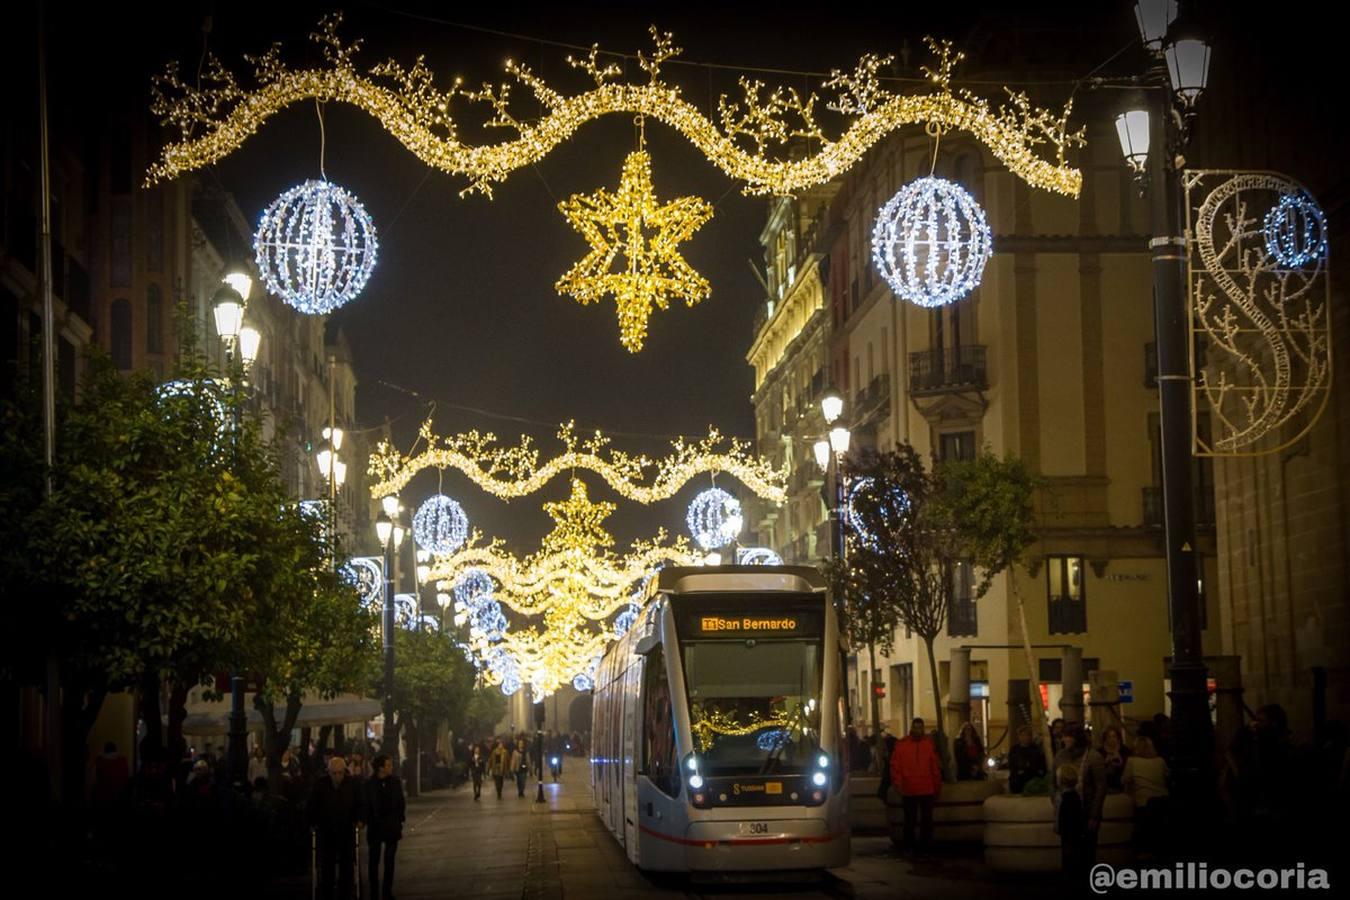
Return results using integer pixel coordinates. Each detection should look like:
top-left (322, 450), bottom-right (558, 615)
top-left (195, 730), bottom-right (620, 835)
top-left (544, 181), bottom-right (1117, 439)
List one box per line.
top-left (1118, 680), bottom-right (1134, 703)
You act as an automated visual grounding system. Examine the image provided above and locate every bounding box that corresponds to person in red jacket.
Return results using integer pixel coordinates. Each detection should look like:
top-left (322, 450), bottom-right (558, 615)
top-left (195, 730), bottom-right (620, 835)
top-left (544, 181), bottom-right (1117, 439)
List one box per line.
top-left (891, 717), bottom-right (943, 857)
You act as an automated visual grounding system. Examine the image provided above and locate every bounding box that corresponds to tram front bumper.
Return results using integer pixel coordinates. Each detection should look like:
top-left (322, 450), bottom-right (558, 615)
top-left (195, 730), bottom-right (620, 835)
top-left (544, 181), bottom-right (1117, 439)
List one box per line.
top-left (679, 818), bottom-right (849, 871)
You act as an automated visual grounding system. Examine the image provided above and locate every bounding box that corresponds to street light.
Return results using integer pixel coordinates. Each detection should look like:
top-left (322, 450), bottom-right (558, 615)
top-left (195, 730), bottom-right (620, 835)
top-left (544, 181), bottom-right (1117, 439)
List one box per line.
top-left (1116, 0), bottom-right (1214, 823)
top-left (213, 274), bottom-right (258, 792)
top-left (820, 387), bottom-right (844, 425)
top-left (381, 495), bottom-right (401, 518)
top-left (828, 426), bottom-right (852, 456)
top-left (813, 439), bottom-right (831, 472)
top-left (323, 425), bottom-right (345, 451)
top-left (222, 261), bottom-right (254, 303)
top-left (376, 509), bottom-right (399, 768)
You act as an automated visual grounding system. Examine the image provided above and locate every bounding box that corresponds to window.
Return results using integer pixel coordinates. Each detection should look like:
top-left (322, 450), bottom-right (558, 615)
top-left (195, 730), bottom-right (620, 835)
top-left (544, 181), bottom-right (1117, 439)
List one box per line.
top-left (939, 430), bottom-right (975, 463)
top-left (641, 644), bottom-right (679, 797)
top-left (146, 284), bottom-right (163, 354)
top-left (1047, 556), bottom-right (1087, 634)
top-left (948, 560), bottom-right (977, 636)
top-left (146, 189), bottom-right (164, 273)
top-left (110, 299), bottom-right (132, 369)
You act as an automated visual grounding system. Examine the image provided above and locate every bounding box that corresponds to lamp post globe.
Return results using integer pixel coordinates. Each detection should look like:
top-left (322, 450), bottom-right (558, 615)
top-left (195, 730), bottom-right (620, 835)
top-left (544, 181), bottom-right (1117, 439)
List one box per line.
top-left (375, 511), bottom-right (393, 546)
top-left (820, 388), bottom-right (844, 425)
top-left (211, 285), bottom-right (244, 342)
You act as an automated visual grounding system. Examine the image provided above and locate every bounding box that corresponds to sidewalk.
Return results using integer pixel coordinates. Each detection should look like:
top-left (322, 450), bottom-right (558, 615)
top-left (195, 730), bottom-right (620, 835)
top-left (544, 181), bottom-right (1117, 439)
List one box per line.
top-left (375, 764), bottom-right (1060, 900)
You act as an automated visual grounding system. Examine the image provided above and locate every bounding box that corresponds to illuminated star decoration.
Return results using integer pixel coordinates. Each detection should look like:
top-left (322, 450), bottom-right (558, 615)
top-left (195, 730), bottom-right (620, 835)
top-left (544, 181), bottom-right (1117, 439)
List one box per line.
top-left (556, 150), bottom-right (713, 352)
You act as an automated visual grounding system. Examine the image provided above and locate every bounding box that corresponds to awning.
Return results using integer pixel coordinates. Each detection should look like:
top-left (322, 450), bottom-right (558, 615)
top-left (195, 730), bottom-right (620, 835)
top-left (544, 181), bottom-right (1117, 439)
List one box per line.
top-left (173, 698), bottom-right (382, 736)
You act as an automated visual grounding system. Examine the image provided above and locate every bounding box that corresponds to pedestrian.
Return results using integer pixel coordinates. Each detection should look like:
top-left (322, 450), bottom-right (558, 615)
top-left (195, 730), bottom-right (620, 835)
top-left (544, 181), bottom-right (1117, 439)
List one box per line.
top-left (1050, 718), bottom-right (1066, 751)
top-left (1122, 735), bottom-right (1169, 856)
top-left (1055, 763), bottom-right (1090, 878)
top-left (890, 717), bottom-right (942, 858)
top-left (954, 722), bottom-right (987, 781)
top-left (365, 753), bottom-right (405, 900)
top-left (1052, 723), bottom-right (1106, 869)
top-left (93, 740), bottom-right (130, 809)
top-left (306, 756), bottom-right (362, 900)
top-left (511, 738), bottom-right (531, 797)
top-left (874, 731), bottom-right (897, 801)
top-left (1008, 725), bottom-right (1048, 793)
top-left (1098, 725), bottom-right (1130, 792)
top-left (248, 745), bottom-right (269, 786)
top-left (488, 739), bottom-right (510, 799)
top-left (469, 742), bottom-right (487, 800)
top-left (349, 751), bottom-right (369, 782)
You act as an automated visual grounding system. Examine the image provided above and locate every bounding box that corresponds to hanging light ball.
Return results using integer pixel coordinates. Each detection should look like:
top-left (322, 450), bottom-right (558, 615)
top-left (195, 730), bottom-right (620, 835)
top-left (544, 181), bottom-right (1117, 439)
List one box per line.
top-left (471, 598), bottom-right (509, 642)
top-left (253, 179), bottom-right (378, 315)
top-left (573, 673), bottom-right (594, 692)
top-left (872, 175), bottom-right (992, 308)
top-left (412, 494), bottom-right (469, 554)
top-left (452, 568), bottom-right (494, 605)
top-left (613, 604), bottom-right (640, 638)
top-left (846, 476), bottom-right (910, 551)
top-left (1262, 190), bottom-right (1327, 269)
top-left (156, 379), bottom-right (228, 441)
top-left (500, 675), bottom-right (522, 697)
top-left (686, 487), bottom-right (744, 551)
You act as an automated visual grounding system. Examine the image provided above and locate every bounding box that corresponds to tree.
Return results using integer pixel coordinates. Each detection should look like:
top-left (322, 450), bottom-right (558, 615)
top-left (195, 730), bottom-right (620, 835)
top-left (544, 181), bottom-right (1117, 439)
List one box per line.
top-left (463, 685), bottom-right (508, 740)
top-left (374, 626), bottom-right (476, 795)
top-left (835, 444), bottom-right (1037, 773)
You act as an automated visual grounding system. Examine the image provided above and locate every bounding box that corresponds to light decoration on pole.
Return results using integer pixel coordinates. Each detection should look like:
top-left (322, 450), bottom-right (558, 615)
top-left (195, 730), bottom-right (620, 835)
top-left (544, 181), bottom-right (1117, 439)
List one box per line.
top-left (339, 556), bottom-right (384, 606)
top-left (845, 476), bottom-right (910, 551)
top-left (1262, 190), bottom-right (1327, 269)
top-left (736, 546), bottom-right (784, 566)
top-left (686, 488), bottom-right (743, 551)
top-left (253, 179), bottom-right (378, 315)
top-left (556, 149), bottom-right (713, 352)
top-left (412, 494), bottom-right (469, 554)
top-left (147, 21), bottom-right (1085, 198)
top-left (368, 421), bottom-right (787, 506)
top-left (871, 175), bottom-right (992, 308)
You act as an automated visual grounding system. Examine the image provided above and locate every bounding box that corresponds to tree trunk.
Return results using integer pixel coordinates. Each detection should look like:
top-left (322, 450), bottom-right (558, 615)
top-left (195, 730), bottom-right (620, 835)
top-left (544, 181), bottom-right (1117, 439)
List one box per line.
top-left (1012, 571), bottom-right (1056, 770)
top-left (405, 718), bottom-right (420, 798)
top-left (257, 691), bottom-right (304, 796)
top-left (59, 681), bottom-right (107, 812)
top-left (166, 681), bottom-right (188, 765)
top-left (866, 642), bottom-right (883, 770)
top-left (138, 671), bottom-right (163, 761)
top-left (921, 632), bottom-right (951, 781)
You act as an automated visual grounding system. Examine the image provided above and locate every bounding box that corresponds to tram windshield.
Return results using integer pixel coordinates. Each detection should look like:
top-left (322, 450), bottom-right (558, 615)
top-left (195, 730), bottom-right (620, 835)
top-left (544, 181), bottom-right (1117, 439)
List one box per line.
top-left (678, 600), bottom-right (824, 776)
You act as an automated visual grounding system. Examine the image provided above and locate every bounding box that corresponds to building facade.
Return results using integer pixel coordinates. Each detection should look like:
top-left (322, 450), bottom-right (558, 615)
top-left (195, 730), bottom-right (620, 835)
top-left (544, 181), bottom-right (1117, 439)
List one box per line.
top-left (747, 93), bottom-right (1228, 742)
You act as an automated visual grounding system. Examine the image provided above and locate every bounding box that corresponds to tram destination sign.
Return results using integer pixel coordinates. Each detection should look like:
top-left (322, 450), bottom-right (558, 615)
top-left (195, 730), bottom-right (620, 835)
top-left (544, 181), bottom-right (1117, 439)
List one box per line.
top-left (683, 609), bottom-right (821, 639)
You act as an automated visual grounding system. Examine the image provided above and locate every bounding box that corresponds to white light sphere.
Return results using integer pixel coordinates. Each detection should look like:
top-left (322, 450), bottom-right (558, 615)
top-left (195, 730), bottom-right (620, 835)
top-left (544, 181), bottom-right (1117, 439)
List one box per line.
top-left (156, 379), bottom-right (227, 441)
top-left (846, 476), bottom-right (910, 551)
top-left (253, 179), bottom-right (378, 315)
top-left (737, 546), bottom-right (784, 566)
top-left (872, 176), bottom-right (992, 308)
top-left (412, 494), bottom-right (469, 554)
top-left (686, 487), bottom-right (744, 551)
top-left (452, 568), bottom-right (494, 605)
top-left (1263, 190), bottom-right (1327, 269)
top-left (573, 673), bottom-right (594, 692)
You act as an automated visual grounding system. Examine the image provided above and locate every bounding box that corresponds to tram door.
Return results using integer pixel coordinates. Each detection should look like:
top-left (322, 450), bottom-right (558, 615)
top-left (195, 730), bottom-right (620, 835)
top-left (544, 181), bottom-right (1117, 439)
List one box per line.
top-left (622, 655), bottom-right (644, 860)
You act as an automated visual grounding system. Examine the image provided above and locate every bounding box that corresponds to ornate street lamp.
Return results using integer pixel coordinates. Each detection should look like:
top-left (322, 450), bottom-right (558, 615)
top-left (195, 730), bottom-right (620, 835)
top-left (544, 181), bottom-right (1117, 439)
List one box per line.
top-left (820, 387), bottom-right (844, 425)
top-left (1133, 0), bottom-right (1177, 53)
top-left (221, 260), bottom-right (254, 303)
top-left (212, 285), bottom-right (244, 343)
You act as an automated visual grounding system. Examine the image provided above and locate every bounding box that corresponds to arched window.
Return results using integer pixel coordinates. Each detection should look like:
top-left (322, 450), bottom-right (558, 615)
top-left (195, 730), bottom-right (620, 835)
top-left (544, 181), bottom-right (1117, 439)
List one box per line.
top-left (146, 284), bottom-right (163, 354)
top-left (111, 298), bottom-right (132, 369)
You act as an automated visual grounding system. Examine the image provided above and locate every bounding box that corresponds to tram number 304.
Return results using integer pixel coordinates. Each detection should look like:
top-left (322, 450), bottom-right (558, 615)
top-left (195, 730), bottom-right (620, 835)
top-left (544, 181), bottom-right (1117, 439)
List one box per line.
top-left (739, 822), bottom-right (771, 836)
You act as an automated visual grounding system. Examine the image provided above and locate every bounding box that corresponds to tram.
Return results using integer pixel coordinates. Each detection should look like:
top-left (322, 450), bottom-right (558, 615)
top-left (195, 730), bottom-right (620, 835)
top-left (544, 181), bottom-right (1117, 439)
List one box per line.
top-left (590, 566), bottom-right (850, 873)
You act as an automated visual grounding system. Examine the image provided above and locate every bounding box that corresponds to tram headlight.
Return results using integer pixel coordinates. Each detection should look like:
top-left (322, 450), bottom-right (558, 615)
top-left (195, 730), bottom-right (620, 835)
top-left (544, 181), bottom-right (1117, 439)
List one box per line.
top-left (817, 753), bottom-right (830, 769)
top-left (685, 754), bottom-right (699, 773)
top-left (811, 771), bottom-right (827, 787)
top-left (688, 774), bottom-right (704, 790)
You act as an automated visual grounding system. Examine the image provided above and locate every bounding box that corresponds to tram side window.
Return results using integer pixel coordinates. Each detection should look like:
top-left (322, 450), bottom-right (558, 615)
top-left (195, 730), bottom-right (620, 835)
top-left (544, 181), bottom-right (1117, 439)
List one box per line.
top-left (642, 645), bottom-right (679, 797)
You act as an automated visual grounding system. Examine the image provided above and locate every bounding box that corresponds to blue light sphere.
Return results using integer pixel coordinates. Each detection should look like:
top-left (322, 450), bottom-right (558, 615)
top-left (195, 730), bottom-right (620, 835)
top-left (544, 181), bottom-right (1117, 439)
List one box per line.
top-left (1263, 190), bottom-right (1327, 269)
top-left (872, 176), bottom-right (992, 308)
top-left (253, 179), bottom-right (378, 315)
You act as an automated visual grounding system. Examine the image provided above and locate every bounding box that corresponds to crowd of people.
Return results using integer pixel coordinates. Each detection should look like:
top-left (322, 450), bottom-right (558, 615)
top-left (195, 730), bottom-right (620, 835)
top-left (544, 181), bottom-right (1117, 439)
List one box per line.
top-left (846, 704), bottom-right (1349, 877)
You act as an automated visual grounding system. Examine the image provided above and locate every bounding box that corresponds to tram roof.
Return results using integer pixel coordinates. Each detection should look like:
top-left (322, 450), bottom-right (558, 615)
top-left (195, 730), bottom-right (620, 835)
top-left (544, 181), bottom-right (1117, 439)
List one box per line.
top-left (653, 565), bottom-right (826, 596)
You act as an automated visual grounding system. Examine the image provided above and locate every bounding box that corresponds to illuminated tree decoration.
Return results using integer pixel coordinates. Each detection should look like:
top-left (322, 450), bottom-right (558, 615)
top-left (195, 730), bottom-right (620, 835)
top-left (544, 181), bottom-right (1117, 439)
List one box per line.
top-left (156, 378), bottom-right (227, 440)
top-left (686, 487), bottom-right (744, 551)
top-left (253, 179), bottom-right (378, 315)
top-left (557, 150), bottom-right (713, 352)
top-left (1262, 190), bottom-right (1328, 269)
top-left (872, 176), bottom-right (992, 308)
top-left (846, 476), bottom-right (910, 551)
top-left (412, 493), bottom-right (469, 554)
top-left (736, 546), bottom-right (784, 566)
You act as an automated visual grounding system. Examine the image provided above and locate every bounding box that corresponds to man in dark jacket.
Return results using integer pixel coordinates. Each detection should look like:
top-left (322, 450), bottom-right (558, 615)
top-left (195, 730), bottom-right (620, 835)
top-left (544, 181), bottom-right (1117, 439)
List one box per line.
top-left (306, 756), bottom-right (362, 900)
top-left (365, 753), bottom-right (406, 900)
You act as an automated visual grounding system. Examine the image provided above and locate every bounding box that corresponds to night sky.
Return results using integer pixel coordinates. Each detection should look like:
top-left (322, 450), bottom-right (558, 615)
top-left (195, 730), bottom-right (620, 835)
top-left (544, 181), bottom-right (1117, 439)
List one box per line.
top-left (32, 2), bottom-right (1334, 551)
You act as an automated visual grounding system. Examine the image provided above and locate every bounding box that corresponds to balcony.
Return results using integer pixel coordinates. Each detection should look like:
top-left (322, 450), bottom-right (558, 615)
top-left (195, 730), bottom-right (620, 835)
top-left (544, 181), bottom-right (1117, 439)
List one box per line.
top-left (853, 373), bottom-right (891, 423)
top-left (909, 345), bottom-right (988, 395)
top-left (1142, 485), bottom-right (1217, 528)
top-left (1048, 596), bottom-right (1087, 635)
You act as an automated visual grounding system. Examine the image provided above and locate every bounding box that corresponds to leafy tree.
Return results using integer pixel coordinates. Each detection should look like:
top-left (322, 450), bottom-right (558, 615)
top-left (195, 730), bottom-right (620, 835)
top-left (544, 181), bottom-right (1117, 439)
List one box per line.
top-left (462, 685), bottom-right (509, 740)
top-left (833, 445), bottom-right (1037, 772)
top-left (374, 626), bottom-right (476, 793)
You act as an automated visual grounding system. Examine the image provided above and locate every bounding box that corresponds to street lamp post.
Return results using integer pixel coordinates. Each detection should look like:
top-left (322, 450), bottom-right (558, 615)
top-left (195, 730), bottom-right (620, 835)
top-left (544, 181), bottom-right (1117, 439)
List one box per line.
top-left (1116, 0), bottom-right (1215, 814)
top-left (816, 390), bottom-right (861, 732)
top-left (214, 278), bottom-right (259, 790)
top-left (376, 496), bottom-right (403, 766)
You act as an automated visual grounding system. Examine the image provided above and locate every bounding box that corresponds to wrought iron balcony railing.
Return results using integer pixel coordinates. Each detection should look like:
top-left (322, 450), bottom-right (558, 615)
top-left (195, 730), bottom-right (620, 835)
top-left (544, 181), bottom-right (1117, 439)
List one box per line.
top-left (909, 345), bottom-right (988, 395)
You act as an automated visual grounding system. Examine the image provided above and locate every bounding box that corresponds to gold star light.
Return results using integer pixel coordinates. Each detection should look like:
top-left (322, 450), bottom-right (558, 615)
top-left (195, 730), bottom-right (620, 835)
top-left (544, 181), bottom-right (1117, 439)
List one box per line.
top-left (556, 150), bottom-right (713, 352)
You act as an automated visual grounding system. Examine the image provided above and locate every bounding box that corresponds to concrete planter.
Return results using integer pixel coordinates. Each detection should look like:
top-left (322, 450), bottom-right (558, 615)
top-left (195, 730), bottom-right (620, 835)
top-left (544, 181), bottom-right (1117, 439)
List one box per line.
top-left (847, 775), bottom-right (888, 834)
top-left (884, 779), bottom-right (1003, 845)
top-left (983, 792), bottom-right (1136, 873)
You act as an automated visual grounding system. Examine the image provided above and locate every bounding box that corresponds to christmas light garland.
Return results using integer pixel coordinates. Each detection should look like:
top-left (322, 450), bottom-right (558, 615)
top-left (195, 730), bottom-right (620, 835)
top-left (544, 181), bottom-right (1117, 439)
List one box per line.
top-left (369, 420), bottom-right (787, 505)
top-left (146, 19), bottom-right (1084, 198)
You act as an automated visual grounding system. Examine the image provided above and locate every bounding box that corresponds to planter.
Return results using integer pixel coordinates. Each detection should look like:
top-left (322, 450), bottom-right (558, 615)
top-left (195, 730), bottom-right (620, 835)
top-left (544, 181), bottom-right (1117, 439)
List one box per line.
top-left (885, 779), bottom-right (1003, 845)
top-left (848, 775), bottom-right (888, 835)
top-left (983, 792), bottom-right (1136, 873)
